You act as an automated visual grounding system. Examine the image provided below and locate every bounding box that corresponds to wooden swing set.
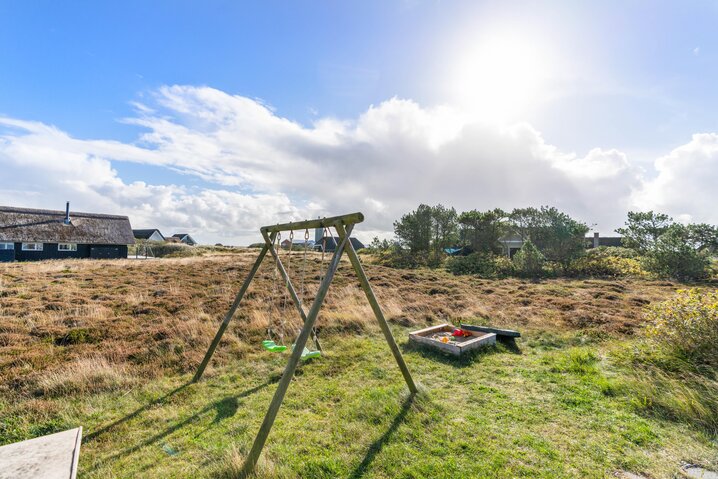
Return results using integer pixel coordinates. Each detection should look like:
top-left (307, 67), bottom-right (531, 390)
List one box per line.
top-left (192, 212), bottom-right (417, 475)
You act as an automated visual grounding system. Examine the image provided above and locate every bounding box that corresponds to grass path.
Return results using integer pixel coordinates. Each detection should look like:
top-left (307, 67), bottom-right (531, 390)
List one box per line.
top-left (36, 330), bottom-right (712, 478)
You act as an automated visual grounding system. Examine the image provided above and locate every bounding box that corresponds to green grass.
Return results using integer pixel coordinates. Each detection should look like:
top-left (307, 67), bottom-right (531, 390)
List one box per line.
top-left (2, 330), bottom-right (716, 478)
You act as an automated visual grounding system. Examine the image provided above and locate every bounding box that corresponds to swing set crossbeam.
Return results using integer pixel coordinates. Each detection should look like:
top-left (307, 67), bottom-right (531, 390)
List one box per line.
top-left (192, 211), bottom-right (416, 478)
top-left (259, 212), bottom-right (364, 233)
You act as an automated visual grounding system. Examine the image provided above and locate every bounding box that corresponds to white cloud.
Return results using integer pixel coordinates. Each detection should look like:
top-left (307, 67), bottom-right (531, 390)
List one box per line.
top-left (1, 85), bottom-right (716, 244)
top-left (633, 133), bottom-right (718, 224)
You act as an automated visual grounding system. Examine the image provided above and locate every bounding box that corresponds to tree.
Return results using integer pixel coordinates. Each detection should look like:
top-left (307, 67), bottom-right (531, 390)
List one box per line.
top-left (508, 207), bottom-right (542, 242)
top-left (367, 236), bottom-right (392, 252)
top-left (512, 239), bottom-right (545, 277)
top-left (393, 204), bottom-right (458, 259)
top-left (458, 209), bottom-right (507, 254)
top-left (642, 224), bottom-right (712, 281)
top-left (507, 206), bottom-right (588, 269)
top-left (616, 211), bottom-right (673, 253)
top-left (393, 204), bottom-right (433, 253)
top-left (430, 204), bottom-right (459, 256)
top-left (685, 223), bottom-right (718, 254)
top-left (538, 207), bottom-right (589, 268)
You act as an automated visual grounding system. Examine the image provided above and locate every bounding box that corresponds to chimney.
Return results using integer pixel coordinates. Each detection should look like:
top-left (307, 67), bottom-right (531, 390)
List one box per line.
top-left (593, 232), bottom-right (599, 248)
top-left (64, 201), bottom-right (71, 225)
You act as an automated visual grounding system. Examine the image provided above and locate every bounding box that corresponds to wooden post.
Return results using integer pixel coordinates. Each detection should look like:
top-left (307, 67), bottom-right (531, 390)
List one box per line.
top-left (192, 234), bottom-right (275, 383)
top-left (335, 224), bottom-right (418, 394)
top-left (261, 230), bottom-right (322, 351)
top-left (239, 225), bottom-right (353, 477)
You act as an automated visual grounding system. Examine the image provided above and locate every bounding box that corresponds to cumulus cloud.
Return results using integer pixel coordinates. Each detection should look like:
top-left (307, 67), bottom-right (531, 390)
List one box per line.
top-left (0, 85), bottom-right (716, 244)
top-left (633, 133), bottom-right (718, 224)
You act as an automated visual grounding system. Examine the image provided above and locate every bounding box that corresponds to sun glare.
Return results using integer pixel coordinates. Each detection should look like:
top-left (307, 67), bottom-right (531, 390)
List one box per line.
top-left (448, 32), bottom-right (555, 121)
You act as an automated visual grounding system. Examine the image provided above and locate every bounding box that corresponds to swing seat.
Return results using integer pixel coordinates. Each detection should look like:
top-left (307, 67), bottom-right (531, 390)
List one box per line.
top-left (292, 344), bottom-right (321, 360)
top-left (262, 340), bottom-right (287, 352)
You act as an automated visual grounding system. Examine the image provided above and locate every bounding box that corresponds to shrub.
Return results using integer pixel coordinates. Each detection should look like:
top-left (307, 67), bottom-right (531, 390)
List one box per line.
top-left (642, 228), bottom-right (711, 281)
top-left (643, 224), bottom-right (711, 281)
top-left (494, 255), bottom-right (515, 277)
top-left (54, 327), bottom-right (102, 346)
top-left (568, 248), bottom-right (644, 277)
top-left (445, 252), bottom-right (498, 277)
top-left (586, 246), bottom-right (639, 259)
top-left (149, 242), bottom-right (196, 258)
top-left (643, 289), bottom-right (718, 368)
top-left (512, 239), bottom-right (545, 277)
top-left (379, 248), bottom-right (440, 269)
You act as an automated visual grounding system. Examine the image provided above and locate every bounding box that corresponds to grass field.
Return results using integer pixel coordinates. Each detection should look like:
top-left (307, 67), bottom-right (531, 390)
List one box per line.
top-left (1, 252), bottom-right (717, 478)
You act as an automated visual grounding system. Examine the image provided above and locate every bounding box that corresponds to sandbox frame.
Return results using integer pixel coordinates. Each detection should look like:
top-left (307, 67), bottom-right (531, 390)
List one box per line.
top-left (409, 323), bottom-right (496, 356)
top-left (192, 212), bottom-right (417, 476)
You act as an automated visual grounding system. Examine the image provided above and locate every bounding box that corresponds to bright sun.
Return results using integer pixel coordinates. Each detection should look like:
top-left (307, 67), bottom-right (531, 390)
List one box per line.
top-left (448, 32), bottom-right (554, 121)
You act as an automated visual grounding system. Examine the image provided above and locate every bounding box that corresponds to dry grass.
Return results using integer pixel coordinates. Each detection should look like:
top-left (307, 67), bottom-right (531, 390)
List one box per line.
top-left (2, 253), bottom-right (717, 478)
top-left (0, 251), bottom-right (700, 398)
top-left (35, 356), bottom-right (133, 397)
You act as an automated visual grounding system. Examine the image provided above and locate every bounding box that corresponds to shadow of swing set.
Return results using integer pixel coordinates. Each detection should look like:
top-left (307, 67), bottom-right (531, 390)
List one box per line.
top-left (192, 212), bottom-right (418, 476)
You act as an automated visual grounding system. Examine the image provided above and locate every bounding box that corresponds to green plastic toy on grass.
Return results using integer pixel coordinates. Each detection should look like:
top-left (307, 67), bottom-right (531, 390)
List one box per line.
top-left (261, 340), bottom-right (287, 352)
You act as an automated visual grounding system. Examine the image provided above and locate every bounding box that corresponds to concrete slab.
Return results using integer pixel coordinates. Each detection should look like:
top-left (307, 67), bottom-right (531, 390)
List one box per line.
top-left (684, 466), bottom-right (718, 479)
top-left (618, 473), bottom-right (648, 479)
top-left (0, 427), bottom-right (82, 479)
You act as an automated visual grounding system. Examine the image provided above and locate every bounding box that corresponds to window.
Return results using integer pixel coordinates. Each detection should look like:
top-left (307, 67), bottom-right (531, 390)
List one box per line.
top-left (58, 243), bottom-right (78, 252)
top-left (0, 242), bottom-right (13, 250)
top-left (21, 243), bottom-right (44, 251)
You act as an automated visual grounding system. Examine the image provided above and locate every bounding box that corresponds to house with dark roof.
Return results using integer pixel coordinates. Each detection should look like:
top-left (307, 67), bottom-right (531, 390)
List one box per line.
top-left (0, 203), bottom-right (134, 262)
top-left (311, 226), bottom-right (364, 252)
top-left (499, 232), bottom-right (623, 257)
top-left (133, 229), bottom-right (165, 242)
top-left (315, 236), bottom-right (365, 252)
top-left (171, 233), bottom-right (197, 246)
top-left (585, 232), bottom-right (622, 248)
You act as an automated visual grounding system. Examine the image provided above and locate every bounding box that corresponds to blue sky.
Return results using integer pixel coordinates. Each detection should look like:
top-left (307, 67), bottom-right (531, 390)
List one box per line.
top-left (1, 1), bottom-right (718, 244)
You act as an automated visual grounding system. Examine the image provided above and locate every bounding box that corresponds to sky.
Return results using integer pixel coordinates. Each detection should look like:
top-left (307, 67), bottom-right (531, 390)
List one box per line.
top-left (1, 0), bottom-right (718, 245)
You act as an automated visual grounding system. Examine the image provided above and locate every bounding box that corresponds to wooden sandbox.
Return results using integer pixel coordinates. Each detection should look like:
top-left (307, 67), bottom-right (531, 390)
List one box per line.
top-left (409, 323), bottom-right (496, 356)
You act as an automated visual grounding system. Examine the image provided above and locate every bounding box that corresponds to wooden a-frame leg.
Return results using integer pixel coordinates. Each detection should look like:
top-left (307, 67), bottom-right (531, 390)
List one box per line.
top-left (239, 225), bottom-right (353, 477)
top-left (192, 234), bottom-right (275, 383)
top-left (336, 224), bottom-right (418, 394)
top-left (261, 230), bottom-right (322, 352)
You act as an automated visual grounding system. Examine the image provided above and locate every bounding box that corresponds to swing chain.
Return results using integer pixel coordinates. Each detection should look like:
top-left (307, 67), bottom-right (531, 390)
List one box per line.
top-left (269, 232), bottom-right (283, 343)
top-left (300, 229), bottom-right (309, 306)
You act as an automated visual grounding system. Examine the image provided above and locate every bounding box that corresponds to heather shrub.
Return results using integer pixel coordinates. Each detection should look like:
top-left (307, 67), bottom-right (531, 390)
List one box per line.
top-left (445, 252), bottom-right (497, 277)
top-left (493, 255), bottom-right (515, 277)
top-left (380, 248), bottom-right (439, 269)
top-left (143, 242), bottom-right (195, 258)
top-left (643, 289), bottom-right (718, 368)
top-left (568, 247), bottom-right (644, 277)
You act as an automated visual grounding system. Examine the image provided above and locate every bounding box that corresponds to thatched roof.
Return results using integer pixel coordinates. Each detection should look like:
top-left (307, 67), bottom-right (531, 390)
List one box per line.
top-left (0, 206), bottom-right (135, 245)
